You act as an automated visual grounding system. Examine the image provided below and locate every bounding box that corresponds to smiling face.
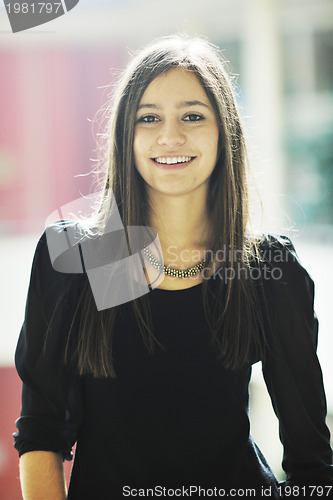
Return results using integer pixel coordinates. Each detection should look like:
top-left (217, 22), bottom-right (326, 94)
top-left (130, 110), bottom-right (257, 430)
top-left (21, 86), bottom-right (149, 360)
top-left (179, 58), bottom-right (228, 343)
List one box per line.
top-left (133, 67), bottom-right (220, 199)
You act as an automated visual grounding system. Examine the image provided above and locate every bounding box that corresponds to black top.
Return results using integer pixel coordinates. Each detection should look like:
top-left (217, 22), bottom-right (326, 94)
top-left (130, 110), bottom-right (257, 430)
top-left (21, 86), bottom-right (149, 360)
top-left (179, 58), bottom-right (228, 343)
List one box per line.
top-left (14, 223), bottom-right (333, 499)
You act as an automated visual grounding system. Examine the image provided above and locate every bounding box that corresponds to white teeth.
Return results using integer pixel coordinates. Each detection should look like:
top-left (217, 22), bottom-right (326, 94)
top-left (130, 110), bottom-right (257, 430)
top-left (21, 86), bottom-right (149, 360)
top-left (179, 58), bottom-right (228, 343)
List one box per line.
top-left (154, 156), bottom-right (194, 164)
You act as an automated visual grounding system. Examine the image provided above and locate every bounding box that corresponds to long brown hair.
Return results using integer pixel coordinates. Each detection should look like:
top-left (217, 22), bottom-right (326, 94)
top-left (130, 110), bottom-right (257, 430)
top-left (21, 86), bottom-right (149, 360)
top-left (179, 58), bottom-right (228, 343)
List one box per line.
top-left (66, 34), bottom-right (269, 377)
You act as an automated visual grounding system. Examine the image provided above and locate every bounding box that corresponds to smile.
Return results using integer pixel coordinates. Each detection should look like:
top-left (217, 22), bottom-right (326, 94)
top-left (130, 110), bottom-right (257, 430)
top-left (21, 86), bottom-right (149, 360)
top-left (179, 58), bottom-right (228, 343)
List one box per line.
top-left (152, 156), bottom-right (196, 165)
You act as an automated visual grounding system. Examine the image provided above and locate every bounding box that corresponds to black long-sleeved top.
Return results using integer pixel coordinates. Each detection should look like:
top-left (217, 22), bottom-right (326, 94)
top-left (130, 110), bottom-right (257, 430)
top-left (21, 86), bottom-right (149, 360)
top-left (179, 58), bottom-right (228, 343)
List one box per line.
top-left (13, 223), bottom-right (333, 499)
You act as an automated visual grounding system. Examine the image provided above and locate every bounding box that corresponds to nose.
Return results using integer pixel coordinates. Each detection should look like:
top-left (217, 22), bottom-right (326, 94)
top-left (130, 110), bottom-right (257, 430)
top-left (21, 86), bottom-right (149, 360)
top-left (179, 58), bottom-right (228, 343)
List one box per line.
top-left (157, 120), bottom-right (186, 147)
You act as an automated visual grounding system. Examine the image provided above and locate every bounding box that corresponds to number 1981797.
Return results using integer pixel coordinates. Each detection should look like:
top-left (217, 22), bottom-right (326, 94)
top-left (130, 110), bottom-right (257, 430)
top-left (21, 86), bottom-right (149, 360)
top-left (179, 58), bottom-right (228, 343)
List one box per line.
top-left (5, 3), bottom-right (62, 14)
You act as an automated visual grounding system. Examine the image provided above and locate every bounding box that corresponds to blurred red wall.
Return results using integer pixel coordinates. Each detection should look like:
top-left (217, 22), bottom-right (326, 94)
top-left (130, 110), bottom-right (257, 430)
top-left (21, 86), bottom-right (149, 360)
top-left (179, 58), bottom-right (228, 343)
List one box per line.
top-left (0, 45), bottom-right (127, 234)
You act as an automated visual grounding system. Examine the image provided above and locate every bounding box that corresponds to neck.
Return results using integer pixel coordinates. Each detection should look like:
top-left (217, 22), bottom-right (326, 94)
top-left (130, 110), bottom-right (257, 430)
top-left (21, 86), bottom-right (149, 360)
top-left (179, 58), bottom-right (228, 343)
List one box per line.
top-left (146, 188), bottom-right (212, 253)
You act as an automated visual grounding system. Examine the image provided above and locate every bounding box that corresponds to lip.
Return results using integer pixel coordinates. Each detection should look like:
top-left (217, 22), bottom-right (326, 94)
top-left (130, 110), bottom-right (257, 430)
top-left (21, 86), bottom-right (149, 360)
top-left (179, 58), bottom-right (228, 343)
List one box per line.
top-left (150, 156), bottom-right (197, 170)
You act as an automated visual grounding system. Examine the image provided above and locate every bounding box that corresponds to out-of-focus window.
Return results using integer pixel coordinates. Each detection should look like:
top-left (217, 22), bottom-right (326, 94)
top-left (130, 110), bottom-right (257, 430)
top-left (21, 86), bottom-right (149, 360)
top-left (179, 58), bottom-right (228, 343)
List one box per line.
top-left (314, 29), bottom-right (333, 92)
top-left (283, 28), bottom-right (333, 228)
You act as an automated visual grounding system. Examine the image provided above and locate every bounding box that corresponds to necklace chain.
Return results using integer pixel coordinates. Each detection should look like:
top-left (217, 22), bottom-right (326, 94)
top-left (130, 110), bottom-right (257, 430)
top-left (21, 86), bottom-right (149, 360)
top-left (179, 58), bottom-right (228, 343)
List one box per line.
top-left (143, 246), bottom-right (205, 279)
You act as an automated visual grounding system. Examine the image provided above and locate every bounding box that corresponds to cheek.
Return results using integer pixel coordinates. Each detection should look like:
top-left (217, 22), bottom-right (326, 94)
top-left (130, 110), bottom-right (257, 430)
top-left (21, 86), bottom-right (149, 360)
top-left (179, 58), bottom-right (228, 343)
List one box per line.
top-left (133, 135), bottom-right (143, 167)
top-left (201, 134), bottom-right (219, 161)
top-left (133, 131), bottom-right (152, 161)
top-left (210, 129), bottom-right (220, 158)
top-left (133, 133), bottom-right (139, 156)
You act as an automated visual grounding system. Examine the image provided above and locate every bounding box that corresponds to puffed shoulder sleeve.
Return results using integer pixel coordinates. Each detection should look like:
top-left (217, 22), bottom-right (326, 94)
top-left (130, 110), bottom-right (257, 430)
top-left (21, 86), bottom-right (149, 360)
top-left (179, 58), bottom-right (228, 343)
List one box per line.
top-left (13, 223), bottom-right (84, 461)
top-left (260, 236), bottom-right (333, 494)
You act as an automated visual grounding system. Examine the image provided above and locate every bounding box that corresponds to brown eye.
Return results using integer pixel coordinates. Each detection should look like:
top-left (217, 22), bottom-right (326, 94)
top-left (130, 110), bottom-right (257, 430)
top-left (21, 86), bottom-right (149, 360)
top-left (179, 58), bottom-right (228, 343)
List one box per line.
top-left (138, 115), bottom-right (159, 123)
top-left (183, 114), bottom-right (203, 122)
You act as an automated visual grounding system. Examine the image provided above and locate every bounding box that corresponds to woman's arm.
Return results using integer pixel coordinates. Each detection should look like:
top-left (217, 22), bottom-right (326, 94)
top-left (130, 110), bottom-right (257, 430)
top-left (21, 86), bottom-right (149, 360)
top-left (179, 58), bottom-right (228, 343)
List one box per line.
top-left (20, 451), bottom-right (67, 500)
top-left (14, 226), bottom-right (83, 495)
top-left (261, 237), bottom-right (333, 492)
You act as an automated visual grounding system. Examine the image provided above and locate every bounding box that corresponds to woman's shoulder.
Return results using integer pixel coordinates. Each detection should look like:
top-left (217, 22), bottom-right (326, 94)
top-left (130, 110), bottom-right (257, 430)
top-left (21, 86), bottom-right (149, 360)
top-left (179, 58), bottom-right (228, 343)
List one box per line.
top-left (248, 233), bottom-right (315, 306)
top-left (247, 233), bottom-right (299, 271)
top-left (249, 233), bottom-right (295, 256)
top-left (42, 219), bottom-right (89, 274)
top-left (27, 220), bottom-right (88, 303)
top-left (247, 235), bottom-right (318, 354)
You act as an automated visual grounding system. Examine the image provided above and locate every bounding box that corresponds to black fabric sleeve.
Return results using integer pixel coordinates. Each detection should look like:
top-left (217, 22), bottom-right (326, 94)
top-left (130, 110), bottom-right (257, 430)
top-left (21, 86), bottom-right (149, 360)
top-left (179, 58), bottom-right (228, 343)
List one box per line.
top-left (13, 226), bottom-right (83, 461)
top-left (260, 236), bottom-right (333, 496)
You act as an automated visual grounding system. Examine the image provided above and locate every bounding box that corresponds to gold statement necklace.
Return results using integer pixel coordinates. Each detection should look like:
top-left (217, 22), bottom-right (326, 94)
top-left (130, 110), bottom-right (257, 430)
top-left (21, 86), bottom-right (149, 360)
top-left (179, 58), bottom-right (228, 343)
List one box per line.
top-left (143, 246), bottom-right (205, 279)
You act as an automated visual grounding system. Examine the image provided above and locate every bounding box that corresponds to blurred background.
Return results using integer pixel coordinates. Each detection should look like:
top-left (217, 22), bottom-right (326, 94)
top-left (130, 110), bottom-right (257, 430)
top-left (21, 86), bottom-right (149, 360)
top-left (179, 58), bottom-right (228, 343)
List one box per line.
top-left (0, 0), bottom-right (332, 497)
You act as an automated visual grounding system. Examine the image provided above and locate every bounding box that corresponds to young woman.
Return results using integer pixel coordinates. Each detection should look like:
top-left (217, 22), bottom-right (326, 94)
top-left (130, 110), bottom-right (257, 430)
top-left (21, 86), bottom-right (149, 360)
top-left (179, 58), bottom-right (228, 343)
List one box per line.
top-left (14, 35), bottom-right (333, 499)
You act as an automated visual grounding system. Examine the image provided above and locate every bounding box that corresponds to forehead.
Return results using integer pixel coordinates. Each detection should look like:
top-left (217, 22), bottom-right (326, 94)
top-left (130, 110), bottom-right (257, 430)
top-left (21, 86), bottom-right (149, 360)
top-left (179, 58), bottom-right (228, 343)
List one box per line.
top-left (139, 67), bottom-right (210, 105)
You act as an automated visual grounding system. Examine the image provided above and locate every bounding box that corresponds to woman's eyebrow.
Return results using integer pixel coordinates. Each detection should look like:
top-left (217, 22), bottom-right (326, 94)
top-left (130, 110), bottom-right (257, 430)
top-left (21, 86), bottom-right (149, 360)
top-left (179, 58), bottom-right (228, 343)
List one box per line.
top-left (137, 103), bottom-right (159, 110)
top-left (137, 100), bottom-right (210, 111)
top-left (179, 100), bottom-right (210, 109)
